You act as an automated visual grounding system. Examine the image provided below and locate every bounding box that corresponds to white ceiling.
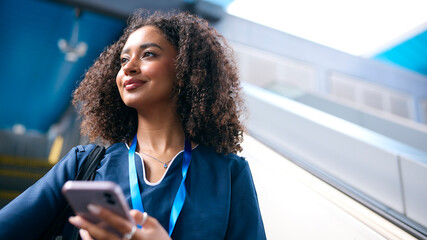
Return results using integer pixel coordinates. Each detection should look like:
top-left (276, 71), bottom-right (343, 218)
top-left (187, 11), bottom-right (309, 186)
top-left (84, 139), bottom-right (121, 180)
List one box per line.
top-left (227, 0), bottom-right (427, 56)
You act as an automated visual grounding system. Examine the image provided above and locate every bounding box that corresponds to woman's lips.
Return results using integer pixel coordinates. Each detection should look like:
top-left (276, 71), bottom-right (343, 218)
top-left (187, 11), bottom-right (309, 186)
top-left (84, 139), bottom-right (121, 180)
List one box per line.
top-left (124, 79), bottom-right (146, 90)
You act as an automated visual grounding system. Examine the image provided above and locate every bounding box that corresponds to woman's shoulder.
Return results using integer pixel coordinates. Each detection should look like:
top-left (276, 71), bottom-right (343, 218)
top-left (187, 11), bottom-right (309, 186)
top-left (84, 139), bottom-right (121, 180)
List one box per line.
top-left (69, 142), bottom-right (126, 156)
top-left (194, 144), bottom-right (248, 172)
top-left (58, 142), bottom-right (125, 167)
top-left (73, 143), bottom-right (98, 154)
top-left (195, 144), bottom-right (246, 159)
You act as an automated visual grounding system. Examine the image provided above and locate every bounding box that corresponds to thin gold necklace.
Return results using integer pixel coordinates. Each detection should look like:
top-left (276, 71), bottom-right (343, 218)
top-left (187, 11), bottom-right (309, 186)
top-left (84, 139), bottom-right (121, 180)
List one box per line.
top-left (140, 151), bottom-right (173, 168)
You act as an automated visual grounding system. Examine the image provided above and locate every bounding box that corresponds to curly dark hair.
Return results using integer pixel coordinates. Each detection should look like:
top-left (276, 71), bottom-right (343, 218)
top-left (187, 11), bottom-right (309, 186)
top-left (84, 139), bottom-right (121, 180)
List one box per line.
top-left (72, 9), bottom-right (245, 154)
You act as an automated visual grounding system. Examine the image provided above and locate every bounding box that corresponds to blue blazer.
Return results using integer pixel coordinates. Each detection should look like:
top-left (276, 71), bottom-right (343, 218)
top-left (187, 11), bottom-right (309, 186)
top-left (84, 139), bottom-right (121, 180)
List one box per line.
top-left (0, 143), bottom-right (266, 239)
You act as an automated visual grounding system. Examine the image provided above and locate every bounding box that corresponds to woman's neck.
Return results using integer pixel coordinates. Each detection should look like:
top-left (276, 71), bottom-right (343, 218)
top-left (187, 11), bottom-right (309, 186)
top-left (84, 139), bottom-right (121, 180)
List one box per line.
top-left (134, 107), bottom-right (185, 183)
top-left (135, 108), bottom-right (185, 154)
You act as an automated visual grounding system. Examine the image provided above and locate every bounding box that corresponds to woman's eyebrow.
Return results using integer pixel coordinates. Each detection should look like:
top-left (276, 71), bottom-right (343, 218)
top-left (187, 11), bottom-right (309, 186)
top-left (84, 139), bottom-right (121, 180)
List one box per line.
top-left (121, 43), bottom-right (164, 55)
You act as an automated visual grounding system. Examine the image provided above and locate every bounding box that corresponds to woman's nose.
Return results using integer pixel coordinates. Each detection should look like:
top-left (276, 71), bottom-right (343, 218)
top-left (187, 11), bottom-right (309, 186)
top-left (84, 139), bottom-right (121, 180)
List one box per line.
top-left (123, 58), bottom-right (139, 75)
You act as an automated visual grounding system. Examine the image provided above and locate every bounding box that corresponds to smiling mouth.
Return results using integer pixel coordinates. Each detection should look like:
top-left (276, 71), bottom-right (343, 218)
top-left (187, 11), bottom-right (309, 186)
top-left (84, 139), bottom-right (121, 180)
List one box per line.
top-left (124, 79), bottom-right (147, 90)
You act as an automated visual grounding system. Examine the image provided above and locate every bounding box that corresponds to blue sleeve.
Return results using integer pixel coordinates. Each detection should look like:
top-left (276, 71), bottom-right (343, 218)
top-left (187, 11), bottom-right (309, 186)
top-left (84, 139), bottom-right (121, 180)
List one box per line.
top-left (0, 145), bottom-right (95, 239)
top-left (225, 160), bottom-right (266, 240)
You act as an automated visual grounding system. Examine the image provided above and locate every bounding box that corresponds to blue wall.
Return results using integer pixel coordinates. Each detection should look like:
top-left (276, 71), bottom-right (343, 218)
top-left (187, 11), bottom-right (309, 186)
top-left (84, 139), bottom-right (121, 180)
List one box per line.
top-left (374, 30), bottom-right (427, 76)
top-left (0, 0), bottom-right (125, 133)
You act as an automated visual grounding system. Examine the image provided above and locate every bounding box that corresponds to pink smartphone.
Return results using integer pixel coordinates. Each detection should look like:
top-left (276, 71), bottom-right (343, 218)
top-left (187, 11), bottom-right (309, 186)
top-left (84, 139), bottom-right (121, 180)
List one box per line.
top-left (62, 181), bottom-right (134, 236)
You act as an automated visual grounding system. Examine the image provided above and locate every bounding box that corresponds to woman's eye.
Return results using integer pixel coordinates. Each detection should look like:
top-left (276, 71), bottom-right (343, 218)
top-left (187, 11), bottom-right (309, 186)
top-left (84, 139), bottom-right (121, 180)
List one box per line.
top-left (120, 57), bottom-right (129, 64)
top-left (142, 51), bottom-right (156, 58)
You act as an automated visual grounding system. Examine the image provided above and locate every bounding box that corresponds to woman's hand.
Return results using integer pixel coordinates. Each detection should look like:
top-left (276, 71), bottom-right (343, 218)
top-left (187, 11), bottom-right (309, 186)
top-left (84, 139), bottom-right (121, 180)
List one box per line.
top-left (69, 205), bottom-right (171, 240)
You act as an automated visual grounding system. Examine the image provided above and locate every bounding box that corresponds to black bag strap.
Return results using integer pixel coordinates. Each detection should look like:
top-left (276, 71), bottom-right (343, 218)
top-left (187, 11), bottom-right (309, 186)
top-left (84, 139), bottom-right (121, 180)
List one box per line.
top-left (76, 145), bottom-right (106, 181)
top-left (42, 145), bottom-right (106, 240)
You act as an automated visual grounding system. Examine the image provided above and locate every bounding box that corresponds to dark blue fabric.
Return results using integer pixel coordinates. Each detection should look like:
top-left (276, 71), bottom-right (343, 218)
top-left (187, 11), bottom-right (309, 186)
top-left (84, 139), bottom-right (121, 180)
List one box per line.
top-left (0, 143), bottom-right (266, 240)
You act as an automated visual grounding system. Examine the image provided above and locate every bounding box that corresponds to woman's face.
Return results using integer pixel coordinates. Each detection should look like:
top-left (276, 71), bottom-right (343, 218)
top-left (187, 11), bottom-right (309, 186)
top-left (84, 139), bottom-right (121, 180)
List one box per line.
top-left (116, 26), bottom-right (178, 111)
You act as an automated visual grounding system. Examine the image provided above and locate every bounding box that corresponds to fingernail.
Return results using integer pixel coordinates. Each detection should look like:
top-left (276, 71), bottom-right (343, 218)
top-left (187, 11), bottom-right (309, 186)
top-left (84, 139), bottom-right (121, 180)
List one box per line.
top-left (69, 216), bottom-right (82, 227)
top-left (88, 204), bottom-right (101, 215)
top-left (79, 229), bottom-right (89, 238)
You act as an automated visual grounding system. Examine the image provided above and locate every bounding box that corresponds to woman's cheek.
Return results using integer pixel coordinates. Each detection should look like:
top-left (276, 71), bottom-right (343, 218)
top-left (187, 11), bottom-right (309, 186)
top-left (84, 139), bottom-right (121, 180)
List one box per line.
top-left (116, 72), bottom-right (124, 90)
top-left (141, 64), bottom-right (154, 77)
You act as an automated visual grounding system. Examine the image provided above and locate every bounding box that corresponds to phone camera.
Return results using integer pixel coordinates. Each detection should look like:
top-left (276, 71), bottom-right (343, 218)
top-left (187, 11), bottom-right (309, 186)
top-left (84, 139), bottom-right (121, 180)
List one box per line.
top-left (103, 192), bottom-right (116, 205)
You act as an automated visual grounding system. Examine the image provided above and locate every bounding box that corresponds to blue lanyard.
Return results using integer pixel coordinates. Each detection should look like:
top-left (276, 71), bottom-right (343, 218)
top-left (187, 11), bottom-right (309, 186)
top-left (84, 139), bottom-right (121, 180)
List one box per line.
top-left (128, 134), bottom-right (192, 236)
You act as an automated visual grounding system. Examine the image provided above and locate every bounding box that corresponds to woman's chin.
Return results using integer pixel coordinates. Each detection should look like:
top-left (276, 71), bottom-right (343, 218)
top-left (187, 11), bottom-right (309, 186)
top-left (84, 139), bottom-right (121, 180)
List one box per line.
top-left (121, 99), bottom-right (143, 110)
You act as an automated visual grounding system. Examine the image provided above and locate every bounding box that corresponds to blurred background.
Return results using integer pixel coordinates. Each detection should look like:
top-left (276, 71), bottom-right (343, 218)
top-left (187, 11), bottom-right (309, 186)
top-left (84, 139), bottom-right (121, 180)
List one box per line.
top-left (1, 0), bottom-right (426, 239)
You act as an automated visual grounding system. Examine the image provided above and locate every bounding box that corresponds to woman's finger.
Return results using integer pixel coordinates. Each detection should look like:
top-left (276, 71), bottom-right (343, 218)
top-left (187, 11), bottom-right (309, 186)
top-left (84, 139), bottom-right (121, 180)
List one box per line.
top-left (130, 210), bottom-right (148, 227)
top-left (128, 210), bottom-right (171, 240)
top-left (69, 215), bottom-right (120, 240)
top-left (86, 204), bottom-right (135, 237)
top-left (130, 210), bottom-right (159, 229)
top-left (79, 229), bottom-right (93, 240)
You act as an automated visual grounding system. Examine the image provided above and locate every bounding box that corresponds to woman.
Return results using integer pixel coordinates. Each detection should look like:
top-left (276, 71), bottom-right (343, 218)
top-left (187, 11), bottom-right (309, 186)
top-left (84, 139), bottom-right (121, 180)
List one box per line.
top-left (0, 10), bottom-right (265, 240)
